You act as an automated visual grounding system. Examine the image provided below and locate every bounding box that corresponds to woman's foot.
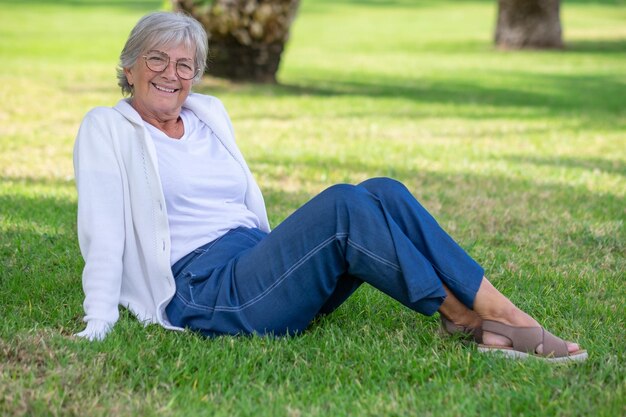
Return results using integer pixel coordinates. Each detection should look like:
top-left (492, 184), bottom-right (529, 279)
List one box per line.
top-left (478, 320), bottom-right (587, 361)
top-left (473, 278), bottom-right (583, 356)
top-left (479, 310), bottom-right (582, 355)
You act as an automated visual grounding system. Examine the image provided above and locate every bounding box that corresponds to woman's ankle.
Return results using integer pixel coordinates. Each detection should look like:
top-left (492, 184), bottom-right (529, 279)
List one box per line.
top-left (473, 278), bottom-right (539, 328)
top-left (442, 310), bottom-right (482, 329)
top-left (480, 305), bottom-right (539, 328)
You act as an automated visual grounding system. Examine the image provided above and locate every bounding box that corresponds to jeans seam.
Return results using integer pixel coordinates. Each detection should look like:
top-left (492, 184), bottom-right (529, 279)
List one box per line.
top-left (174, 234), bottom-right (341, 312)
top-left (174, 234), bottom-right (342, 312)
top-left (206, 233), bottom-right (347, 312)
top-left (222, 234), bottom-right (342, 311)
top-left (213, 232), bottom-right (404, 312)
top-left (346, 238), bottom-right (401, 271)
top-left (228, 228), bottom-right (263, 244)
top-left (429, 263), bottom-right (467, 288)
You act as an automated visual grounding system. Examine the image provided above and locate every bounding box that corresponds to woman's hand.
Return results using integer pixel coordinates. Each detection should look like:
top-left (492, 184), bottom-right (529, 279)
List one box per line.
top-left (74, 320), bottom-right (114, 341)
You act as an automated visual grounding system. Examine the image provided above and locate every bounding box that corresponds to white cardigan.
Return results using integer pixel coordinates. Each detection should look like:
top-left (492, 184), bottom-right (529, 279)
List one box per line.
top-left (73, 94), bottom-right (270, 340)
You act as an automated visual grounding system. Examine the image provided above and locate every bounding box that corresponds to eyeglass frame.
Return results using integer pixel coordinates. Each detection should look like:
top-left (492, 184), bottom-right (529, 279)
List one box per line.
top-left (141, 50), bottom-right (199, 80)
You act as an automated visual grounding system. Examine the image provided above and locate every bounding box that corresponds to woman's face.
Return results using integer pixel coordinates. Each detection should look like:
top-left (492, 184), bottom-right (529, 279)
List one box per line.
top-left (124, 43), bottom-right (195, 121)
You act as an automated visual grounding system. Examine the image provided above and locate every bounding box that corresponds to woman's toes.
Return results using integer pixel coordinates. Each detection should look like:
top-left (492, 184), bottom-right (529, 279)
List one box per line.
top-left (567, 342), bottom-right (581, 353)
top-left (535, 341), bottom-right (580, 355)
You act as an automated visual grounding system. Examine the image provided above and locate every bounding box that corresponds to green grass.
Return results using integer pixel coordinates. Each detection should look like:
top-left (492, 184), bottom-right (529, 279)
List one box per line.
top-left (1, 0), bottom-right (625, 415)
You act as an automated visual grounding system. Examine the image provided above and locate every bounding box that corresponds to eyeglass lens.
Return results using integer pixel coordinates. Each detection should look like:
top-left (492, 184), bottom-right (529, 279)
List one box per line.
top-left (144, 51), bottom-right (197, 80)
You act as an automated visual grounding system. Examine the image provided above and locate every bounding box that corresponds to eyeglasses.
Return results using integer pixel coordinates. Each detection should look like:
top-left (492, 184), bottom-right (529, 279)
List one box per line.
top-left (142, 50), bottom-right (198, 80)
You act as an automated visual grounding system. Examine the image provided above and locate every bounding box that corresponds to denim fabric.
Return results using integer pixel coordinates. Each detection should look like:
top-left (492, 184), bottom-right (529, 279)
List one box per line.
top-left (165, 178), bottom-right (484, 337)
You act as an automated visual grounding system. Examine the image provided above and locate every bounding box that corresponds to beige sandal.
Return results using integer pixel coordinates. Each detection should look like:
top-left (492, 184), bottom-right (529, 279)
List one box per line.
top-left (478, 320), bottom-right (588, 362)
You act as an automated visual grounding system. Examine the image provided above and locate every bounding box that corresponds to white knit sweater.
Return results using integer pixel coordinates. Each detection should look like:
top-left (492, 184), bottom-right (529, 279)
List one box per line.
top-left (73, 94), bottom-right (270, 340)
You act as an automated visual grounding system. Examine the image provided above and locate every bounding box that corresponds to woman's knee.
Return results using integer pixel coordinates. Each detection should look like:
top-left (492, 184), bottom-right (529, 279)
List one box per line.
top-left (314, 183), bottom-right (374, 214)
top-left (358, 177), bottom-right (411, 198)
top-left (320, 183), bottom-right (362, 201)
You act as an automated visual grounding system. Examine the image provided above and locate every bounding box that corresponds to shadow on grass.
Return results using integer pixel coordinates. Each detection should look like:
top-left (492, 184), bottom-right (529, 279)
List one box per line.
top-left (312, 0), bottom-right (626, 8)
top-left (500, 155), bottom-right (626, 177)
top-left (199, 69), bottom-right (625, 123)
top-left (313, 0), bottom-right (441, 7)
top-left (566, 39), bottom-right (626, 55)
top-left (0, 177), bottom-right (76, 229)
top-left (562, 0), bottom-right (625, 4)
top-left (0, 177), bottom-right (81, 328)
top-left (252, 155), bottom-right (623, 215)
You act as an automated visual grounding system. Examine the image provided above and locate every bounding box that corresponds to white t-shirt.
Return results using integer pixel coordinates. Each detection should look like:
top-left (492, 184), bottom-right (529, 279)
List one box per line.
top-left (146, 108), bottom-right (260, 265)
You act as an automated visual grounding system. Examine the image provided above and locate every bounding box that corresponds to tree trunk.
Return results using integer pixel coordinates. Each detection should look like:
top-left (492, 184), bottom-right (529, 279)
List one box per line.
top-left (172, 0), bottom-right (300, 83)
top-left (495, 0), bottom-right (563, 49)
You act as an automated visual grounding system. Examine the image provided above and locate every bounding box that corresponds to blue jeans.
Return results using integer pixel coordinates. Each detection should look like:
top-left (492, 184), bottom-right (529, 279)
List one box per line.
top-left (165, 177), bottom-right (484, 337)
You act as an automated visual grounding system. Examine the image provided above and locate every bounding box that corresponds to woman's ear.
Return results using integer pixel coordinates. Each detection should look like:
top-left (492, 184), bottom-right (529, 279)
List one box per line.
top-left (124, 67), bottom-right (134, 87)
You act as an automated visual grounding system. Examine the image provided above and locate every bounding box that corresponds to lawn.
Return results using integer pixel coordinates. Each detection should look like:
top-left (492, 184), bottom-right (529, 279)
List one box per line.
top-left (0, 0), bottom-right (625, 416)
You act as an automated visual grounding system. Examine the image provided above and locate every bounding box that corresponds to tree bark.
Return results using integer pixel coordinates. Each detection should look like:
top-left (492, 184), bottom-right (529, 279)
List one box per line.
top-left (172, 0), bottom-right (300, 83)
top-left (495, 0), bottom-right (563, 49)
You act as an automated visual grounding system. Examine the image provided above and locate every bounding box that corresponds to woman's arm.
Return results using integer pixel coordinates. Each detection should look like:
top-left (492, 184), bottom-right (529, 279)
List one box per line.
top-left (73, 109), bottom-right (126, 340)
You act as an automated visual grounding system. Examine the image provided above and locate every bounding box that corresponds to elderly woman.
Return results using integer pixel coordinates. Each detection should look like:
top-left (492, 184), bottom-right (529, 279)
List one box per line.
top-left (74, 11), bottom-right (586, 362)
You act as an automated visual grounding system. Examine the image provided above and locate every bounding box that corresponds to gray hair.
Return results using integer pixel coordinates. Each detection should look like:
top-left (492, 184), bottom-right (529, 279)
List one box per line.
top-left (117, 11), bottom-right (208, 95)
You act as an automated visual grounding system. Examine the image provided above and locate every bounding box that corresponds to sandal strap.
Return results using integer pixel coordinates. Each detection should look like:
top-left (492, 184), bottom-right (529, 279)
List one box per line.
top-left (482, 320), bottom-right (569, 358)
top-left (440, 316), bottom-right (483, 343)
top-left (540, 328), bottom-right (570, 358)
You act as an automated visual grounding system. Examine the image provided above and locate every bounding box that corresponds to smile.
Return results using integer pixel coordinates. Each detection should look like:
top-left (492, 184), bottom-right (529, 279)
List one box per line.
top-left (152, 83), bottom-right (178, 93)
